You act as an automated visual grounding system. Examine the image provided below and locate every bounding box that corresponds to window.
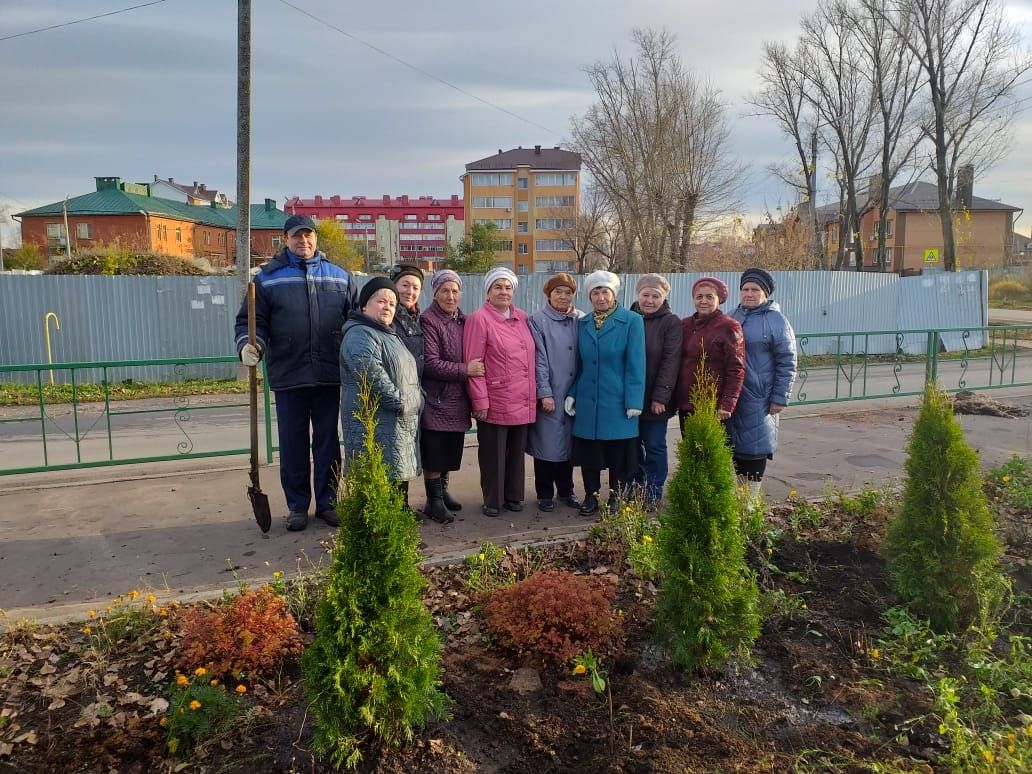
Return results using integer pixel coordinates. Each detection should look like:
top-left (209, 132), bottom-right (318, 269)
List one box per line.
top-left (535, 218), bottom-right (575, 230)
top-left (535, 173), bottom-right (576, 186)
top-left (404, 214), bottom-right (417, 221)
top-left (428, 214), bottom-right (441, 221)
top-left (886, 219), bottom-right (894, 237)
top-left (517, 222), bottom-right (528, 233)
top-left (495, 240), bottom-right (514, 251)
top-left (535, 195), bottom-right (575, 208)
top-left (517, 177), bottom-right (528, 189)
top-left (471, 173), bottom-right (513, 186)
top-left (203, 231), bottom-right (211, 246)
top-left (218, 232), bottom-right (225, 245)
top-left (45, 223), bottom-right (66, 239)
top-left (541, 260), bottom-right (573, 272)
top-left (516, 263), bottom-right (529, 274)
top-left (518, 243), bottom-right (528, 255)
top-left (535, 239), bottom-right (573, 251)
top-left (517, 201), bottom-right (529, 213)
top-left (359, 214), bottom-right (372, 221)
top-left (76, 222), bottom-right (92, 239)
top-left (472, 196), bottom-right (512, 209)
top-left (272, 236), bottom-right (283, 249)
top-left (336, 214), bottom-right (349, 221)
top-left (474, 218), bottom-right (512, 230)
top-left (175, 226), bottom-right (182, 243)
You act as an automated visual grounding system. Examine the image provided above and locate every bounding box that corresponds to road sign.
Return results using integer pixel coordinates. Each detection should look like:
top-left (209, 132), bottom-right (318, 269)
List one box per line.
top-left (924, 248), bottom-right (939, 263)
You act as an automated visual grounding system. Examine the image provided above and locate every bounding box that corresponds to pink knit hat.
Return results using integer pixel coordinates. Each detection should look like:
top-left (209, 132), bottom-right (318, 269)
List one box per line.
top-left (692, 276), bottom-right (729, 304)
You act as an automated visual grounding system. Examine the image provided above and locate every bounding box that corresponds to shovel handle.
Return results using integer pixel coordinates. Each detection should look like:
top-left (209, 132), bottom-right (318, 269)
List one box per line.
top-left (247, 283), bottom-right (260, 477)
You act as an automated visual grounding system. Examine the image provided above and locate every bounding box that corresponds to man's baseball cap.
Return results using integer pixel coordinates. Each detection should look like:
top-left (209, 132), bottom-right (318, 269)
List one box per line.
top-left (283, 214), bottom-right (317, 236)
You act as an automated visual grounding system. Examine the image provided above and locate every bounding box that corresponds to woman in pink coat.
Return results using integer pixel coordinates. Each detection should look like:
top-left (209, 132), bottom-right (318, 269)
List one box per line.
top-left (463, 267), bottom-right (537, 517)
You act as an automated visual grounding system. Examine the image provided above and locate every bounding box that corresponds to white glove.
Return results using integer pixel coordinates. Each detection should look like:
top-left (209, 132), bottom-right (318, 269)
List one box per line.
top-left (626, 408), bottom-right (642, 419)
top-left (240, 343), bottom-right (262, 367)
top-left (564, 396), bottom-right (576, 416)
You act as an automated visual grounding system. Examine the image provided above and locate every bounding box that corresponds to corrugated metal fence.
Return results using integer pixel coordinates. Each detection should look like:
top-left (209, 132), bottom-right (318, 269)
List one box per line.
top-left (0, 270), bottom-right (988, 383)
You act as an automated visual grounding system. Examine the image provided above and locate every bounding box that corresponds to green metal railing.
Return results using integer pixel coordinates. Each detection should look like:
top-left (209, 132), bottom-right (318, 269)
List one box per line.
top-left (1, 324), bottom-right (1030, 476)
top-left (0, 356), bottom-right (273, 476)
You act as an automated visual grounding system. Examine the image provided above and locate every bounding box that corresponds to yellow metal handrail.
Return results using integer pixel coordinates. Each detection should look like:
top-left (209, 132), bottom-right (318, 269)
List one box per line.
top-left (43, 312), bottom-right (60, 386)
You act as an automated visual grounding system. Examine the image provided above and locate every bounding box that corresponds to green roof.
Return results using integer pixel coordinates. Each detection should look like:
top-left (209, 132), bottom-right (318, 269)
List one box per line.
top-left (17, 187), bottom-right (288, 230)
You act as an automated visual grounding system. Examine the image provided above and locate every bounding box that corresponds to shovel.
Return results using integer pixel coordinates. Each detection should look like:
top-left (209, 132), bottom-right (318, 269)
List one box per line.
top-left (246, 282), bottom-right (272, 533)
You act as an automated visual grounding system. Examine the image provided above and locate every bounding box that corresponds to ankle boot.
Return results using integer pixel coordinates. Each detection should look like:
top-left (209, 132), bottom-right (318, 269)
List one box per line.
top-left (440, 471), bottom-right (462, 511)
top-left (424, 478), bottom-right (454, 524)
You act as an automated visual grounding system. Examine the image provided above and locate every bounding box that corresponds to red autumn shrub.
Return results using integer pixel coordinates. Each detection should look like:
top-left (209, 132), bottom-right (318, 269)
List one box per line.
top-left (175, 587), bottom-right (303, 678)
top-left (483, 570), bottom-right (621, 666)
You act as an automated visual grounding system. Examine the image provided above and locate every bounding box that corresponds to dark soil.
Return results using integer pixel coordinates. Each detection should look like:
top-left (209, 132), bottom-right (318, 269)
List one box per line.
top-left (2, 494), bottom-right (1022, 773)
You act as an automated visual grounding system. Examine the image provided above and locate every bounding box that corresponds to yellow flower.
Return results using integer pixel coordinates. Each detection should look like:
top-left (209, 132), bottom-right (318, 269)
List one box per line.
top-left (210, 679), bottom-right (219, 687)
top-left (176, 674), bottom-right (189, 686)
top-left (146, 594), bottom-right (157, 605)
top-left (81, 626), bottom-right (92, 636)
top-left (194, 667), bottom-right (207, 677)
top-left (128, 589), bottom-right (140, 600)
top-left (189, 700), bottom-right (201, 711)
top-left (478, 553), bottom-right (485, 562)
top-left (982, 749), bottom-right (995, 764)
top-left (86, 610), bottom-right (96, 618)
top-left (642, 534), bottom-right (653, 544)
top-left (158, 607), bottom-right (169, 618)
top-left (159, 716), bottom-right (168, 727)
top-left (870, 648), bottom-right (881, 659)
top-left (1002, 475), bottom-right (1012, 483)
top-left (273, 571), bottom-right (283, 579)
top-left (789, 489), bottom-right (798, 498)
top-left (235, 684), bottom-right (247, 694)
top-left (800, 603), bottom-right (807, 609)
top-left (573, 664), bottom-right (587, 675)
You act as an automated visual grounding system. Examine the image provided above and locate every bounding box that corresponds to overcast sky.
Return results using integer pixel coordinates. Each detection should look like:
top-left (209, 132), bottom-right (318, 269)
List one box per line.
top-left (1, 0), bottom-right (1030, 247)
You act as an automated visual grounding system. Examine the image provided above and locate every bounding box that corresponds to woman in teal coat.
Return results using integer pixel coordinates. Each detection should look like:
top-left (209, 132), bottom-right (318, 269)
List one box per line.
top-left (565, 270), bottom-right (646, 515)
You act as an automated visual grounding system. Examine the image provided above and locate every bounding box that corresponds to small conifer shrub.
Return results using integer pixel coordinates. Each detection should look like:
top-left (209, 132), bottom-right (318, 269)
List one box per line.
top-left (884, 384), bottom-right (1007, 632)
top-left (653, 369), bottom-right (760, 671)
top-left (483, 570), bottom-right (621, 666)
top-left (301, 380), bottom-right (449, 770)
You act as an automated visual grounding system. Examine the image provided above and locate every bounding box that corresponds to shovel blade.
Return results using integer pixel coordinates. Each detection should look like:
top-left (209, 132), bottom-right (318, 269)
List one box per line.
top-left (248, 486), bottom-right (272, 533)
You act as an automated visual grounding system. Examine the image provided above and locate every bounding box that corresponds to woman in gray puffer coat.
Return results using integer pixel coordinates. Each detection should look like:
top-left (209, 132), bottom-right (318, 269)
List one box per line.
top-left (727, 268), bottom-right (797, 502)
top-left (340, 277), bottom-right (423, 485)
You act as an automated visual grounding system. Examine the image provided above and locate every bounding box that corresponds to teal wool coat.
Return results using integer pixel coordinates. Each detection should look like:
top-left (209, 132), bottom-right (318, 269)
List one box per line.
top-left (570, 305), bottom-right (646, 441)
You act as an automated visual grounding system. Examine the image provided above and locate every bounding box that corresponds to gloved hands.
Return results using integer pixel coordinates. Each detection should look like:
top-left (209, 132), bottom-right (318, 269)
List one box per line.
top-left (564, 396), bottom-right (576, 416)
top-left (240, 343), bottom-right (262, 367)
top-left (626, 408), bottom-right (642, 419)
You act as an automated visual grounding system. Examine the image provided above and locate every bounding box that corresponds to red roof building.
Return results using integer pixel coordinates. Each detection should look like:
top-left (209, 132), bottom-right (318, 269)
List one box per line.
top-left (282, 194), bottom-right (464, 271)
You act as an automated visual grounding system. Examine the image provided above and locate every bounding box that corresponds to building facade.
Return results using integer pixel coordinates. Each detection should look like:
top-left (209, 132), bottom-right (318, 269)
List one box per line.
top-left (17, 177), bottom-right (286, 270)
top-left (462, 146), bottom-right (582, 274)
top-left (282, 194), bottom-right (464, 271)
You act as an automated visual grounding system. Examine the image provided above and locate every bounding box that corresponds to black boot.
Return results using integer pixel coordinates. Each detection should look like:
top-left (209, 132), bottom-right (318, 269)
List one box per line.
top-left (440, 471), bottom-right (462, 511)
top-left (424, 478), bottom-right (454, 524)
top-left (579, 493), bottom-right (599, 516)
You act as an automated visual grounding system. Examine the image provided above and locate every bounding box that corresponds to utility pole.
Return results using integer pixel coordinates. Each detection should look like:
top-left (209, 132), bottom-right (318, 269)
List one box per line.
top-left (62, 197), bottom-right (73, 260)
top-left (235, 0), bottom-right (252, 294)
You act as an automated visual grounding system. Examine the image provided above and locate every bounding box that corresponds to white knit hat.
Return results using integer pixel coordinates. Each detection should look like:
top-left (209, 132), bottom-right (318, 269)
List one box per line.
top-left (483, 266), bottom-right (519, 293)
top-left (583, 270), bottom-right (620, 296)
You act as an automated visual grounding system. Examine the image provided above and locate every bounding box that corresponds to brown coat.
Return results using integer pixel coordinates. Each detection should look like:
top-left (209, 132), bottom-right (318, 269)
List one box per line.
top-left (675, 310), bottom-right (745, 414)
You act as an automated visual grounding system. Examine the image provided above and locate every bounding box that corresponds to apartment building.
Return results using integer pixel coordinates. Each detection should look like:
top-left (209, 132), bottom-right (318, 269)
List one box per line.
top-left (282, 194), bottom-right (464, 271)
top-left (462, 146), bottom-right (582, 273)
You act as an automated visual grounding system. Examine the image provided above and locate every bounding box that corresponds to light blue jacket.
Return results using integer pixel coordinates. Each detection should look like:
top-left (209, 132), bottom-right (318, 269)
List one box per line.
top-left (727, 300), bottom-right (797, 457)
top-left (570, 305), bottom-right (646, 441)
top-left (527, 303), bottom-right (584, 461)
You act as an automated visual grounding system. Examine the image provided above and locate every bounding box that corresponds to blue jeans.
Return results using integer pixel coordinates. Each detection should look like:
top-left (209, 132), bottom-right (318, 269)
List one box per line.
top-left (275, 386), bottom-right (342, 514)
top-left (631, 419), bottom-right (669, 504)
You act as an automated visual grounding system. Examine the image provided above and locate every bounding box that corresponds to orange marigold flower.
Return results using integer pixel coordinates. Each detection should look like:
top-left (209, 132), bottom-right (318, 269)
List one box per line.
top-left (189, 700), bottom-right (201, 711)
top-left (573, 664), bottom-right (587, 675)
top-left (159, 716), bottom-right (168, 727)
top-left (86, 610), bottom-right (97, 618)
top-left (158, 607), bottom-right (169, 617)
top-left (194, 667), bottom-right (207, 677)
top-left (235, 684), bottom-right (247, 694)
top-left (81, 626), bottom-right (92, 636)
top-left (210, 679), bottom-right (219, 687)
top-left (146, 594), bottom-right (157, 605)
top-left (176, 674), bottom-right (189, 686)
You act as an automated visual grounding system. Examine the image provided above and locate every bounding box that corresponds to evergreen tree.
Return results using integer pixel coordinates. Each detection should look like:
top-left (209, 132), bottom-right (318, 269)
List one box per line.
top-left (885, 384), bottom-right (1006, 633)
top-left (653, 370), bottom-right (760, 671)
top-left (302, 381), bottom-right (450, 769)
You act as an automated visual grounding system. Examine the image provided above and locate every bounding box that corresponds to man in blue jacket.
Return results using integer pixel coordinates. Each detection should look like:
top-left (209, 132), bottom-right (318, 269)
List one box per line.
top-left (234, 215), bottom-right (358, 531)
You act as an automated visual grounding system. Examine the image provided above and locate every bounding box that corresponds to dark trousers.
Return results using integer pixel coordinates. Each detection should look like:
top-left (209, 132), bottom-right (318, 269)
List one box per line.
top-left (476, 421), bottom-right (528, 509)
top-left (533, 458), bottom-right (575, 500)
top-left (733, 456), bottom-right (767, 481)
top-left (275, 385), bottom-right (341, 514)
top-left (630, 419), bottom-right (670, 503)
top-left (582, 468), bottom-right (626, 499)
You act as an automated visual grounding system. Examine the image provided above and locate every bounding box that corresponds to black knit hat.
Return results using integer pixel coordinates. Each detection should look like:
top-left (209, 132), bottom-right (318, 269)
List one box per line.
top-left (740, 267), bottom-right (775, 296)
top-left (359, 277), bottom-right (399, 309)
top-left (389, 264), bottom-right (424, 283)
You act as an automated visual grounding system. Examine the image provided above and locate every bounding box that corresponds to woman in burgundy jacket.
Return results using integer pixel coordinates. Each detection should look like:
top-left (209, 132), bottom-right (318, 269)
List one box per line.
top-left (675, 276), bottom-right (745, 434)
top-left (418, 270), bottom-right (484, 523)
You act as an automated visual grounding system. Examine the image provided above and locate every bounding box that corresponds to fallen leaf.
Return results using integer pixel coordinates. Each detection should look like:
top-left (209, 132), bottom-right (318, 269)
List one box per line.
top-left (12, 731), bottom-right (38, 745)
top-left (46, 698), bottom-right (66, 711)
top-left (148, 697), bottom-right (169, 716)
top-left (0, 742), bottom-right (12, 757)
top-left (38, 663), bottom-right (57, 675)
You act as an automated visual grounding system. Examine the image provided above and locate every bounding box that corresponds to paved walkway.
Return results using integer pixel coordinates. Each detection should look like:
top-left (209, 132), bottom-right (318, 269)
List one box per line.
top-left (2, 390), bottom-right (1030, 626)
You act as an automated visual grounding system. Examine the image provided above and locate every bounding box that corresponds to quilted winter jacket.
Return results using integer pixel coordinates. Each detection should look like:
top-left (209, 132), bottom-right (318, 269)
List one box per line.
top-left (233, 248), bottom-right (357, 391)
top-left (569, 304), bottom-right (646, 441)
top-left (392, 303), bottom-right (425, 378)
top-left (632, 301), bottom-right (683, 422)
top-left (340, 313), bottom-right (423, 481)
top-left (418, 301), bottom-right (472, 433)
top-left (726, 300), bottom-right (797, 457)
top-left (675, 309), bottom-right (745, 415)
top-left (463, 302), bottom-right (537, 426)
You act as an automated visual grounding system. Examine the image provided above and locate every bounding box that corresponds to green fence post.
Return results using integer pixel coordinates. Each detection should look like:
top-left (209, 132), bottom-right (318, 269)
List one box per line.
top-left (924, 330), bottom-right (938, 386)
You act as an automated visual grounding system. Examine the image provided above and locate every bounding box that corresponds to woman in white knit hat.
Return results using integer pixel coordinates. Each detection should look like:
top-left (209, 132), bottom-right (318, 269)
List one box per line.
top-left (564, 270), bottom-right (646, 515)
top-left (463, 267), bottom-right (537, 517)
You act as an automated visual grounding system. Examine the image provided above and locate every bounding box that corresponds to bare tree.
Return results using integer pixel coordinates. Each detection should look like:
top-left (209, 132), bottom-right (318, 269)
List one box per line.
top-left (565, 182), bottom-right (621, 273)
top-left (570, 28), bottom-right (744, 272)
top-left (883, 0), bottom-right (1032, 271)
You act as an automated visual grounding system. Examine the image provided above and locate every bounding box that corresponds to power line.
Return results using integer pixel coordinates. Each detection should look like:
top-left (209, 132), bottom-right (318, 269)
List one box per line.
top-left (0, 0), bottom-right (167, 42)
top-left (275, 0), bottom-right (556, 135)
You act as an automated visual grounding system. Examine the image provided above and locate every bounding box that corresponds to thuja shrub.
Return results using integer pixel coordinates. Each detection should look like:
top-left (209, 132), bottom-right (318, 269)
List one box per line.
top-left (176, 586), bottom-right (302, 678)
top-left (884, 384), bottom-right (1007, 633)
top-left (653, 370), bottom-right (760, 672)
top-left (302, 380), bottom-right (449, 770)
top-left (483, 570), bottom-right (621, 666)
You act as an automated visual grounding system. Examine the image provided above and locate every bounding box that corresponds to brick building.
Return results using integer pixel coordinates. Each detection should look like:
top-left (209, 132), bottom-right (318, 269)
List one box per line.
top-left (282, 194), bottom-right (464, 271)
top-left (16, 177), bottom-right (287, 270)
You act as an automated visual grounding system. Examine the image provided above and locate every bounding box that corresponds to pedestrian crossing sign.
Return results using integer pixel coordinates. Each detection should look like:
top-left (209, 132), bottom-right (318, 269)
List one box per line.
top-left (924, 248), bottom-right (939, 263)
